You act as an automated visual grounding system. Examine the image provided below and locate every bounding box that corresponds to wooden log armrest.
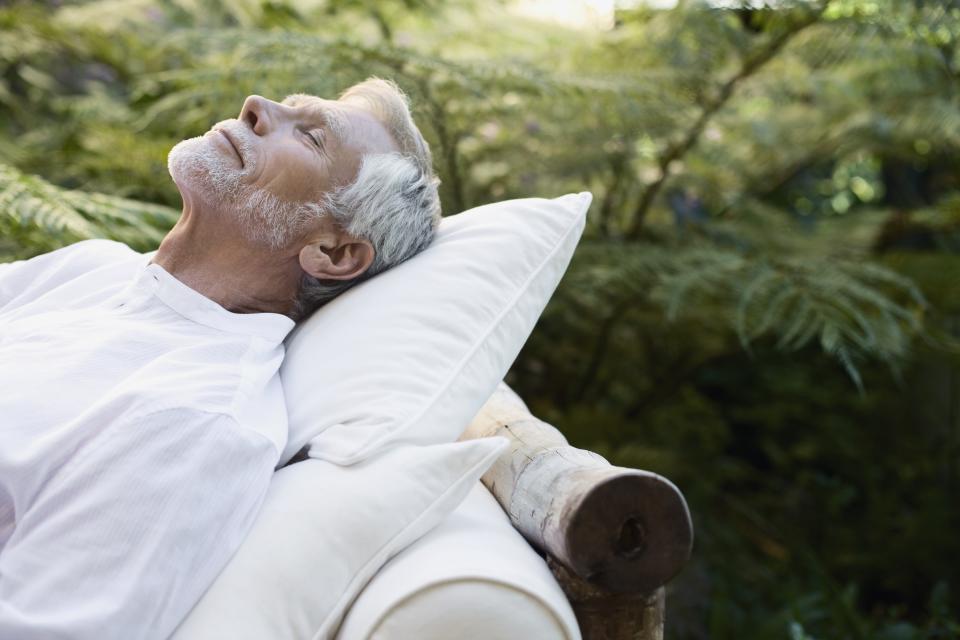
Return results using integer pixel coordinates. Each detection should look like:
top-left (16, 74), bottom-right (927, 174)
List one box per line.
top-left (458, 382), bottom-right (694, 640)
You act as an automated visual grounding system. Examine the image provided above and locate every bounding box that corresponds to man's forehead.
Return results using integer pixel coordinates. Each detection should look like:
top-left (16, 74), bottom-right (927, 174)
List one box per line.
top-left (281, 93), bottom-right (326, 107)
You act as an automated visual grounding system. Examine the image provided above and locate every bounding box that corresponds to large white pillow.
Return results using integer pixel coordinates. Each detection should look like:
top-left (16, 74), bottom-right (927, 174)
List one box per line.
top-left (171, 436), bottom-right (508, 640)
top-left (279, 192), bottom-right (592, 467)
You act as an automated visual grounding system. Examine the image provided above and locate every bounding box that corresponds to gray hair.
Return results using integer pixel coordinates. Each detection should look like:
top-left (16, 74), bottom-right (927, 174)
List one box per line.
top-left (292, 77), bottom-right (441, 320)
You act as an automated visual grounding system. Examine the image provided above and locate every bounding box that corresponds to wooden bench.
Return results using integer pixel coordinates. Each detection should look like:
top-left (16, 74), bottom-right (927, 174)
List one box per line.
top-left (459, 382), bottom-right (694, 640)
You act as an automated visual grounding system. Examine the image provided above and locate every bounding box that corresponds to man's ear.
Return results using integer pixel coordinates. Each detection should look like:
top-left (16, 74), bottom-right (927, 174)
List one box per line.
top-left (298, 234), bottom-right (375, 281)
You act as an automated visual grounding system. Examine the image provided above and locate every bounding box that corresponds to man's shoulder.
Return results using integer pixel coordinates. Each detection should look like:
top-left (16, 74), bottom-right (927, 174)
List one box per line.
top-left (1, 239), bottom-right (146, 312)
top-left (4, 238), bottom-right (142, 282)
top-left (49, 238), bottom-right (142, 267)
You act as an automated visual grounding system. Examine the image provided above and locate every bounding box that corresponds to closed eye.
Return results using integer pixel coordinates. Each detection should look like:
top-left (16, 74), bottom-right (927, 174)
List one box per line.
top-left (304, 129), bottom-right (325, 151)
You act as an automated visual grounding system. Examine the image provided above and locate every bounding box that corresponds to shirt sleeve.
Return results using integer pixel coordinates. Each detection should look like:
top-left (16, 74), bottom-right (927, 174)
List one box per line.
top-left (0, 408), bottom-right (277, 640)
top-left (0, 239), bottom-right (136, 312)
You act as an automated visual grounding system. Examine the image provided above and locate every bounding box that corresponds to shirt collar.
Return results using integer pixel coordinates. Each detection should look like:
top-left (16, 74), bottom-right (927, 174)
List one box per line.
top-left (134, 252), bottom-right (295, 343)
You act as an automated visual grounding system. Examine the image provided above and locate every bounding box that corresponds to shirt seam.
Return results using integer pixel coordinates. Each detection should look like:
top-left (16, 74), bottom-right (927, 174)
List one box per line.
top-left (35, 406), bottom-right (276, 505)
top-left (134, 405), bottom-right (282, 457)
top-left (230, 338), bottom-right (259, 427)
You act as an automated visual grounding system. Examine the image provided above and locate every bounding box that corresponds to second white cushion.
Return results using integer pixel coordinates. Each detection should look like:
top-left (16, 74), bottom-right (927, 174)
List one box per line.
top-left (171, 437), bottom-right (508, 640)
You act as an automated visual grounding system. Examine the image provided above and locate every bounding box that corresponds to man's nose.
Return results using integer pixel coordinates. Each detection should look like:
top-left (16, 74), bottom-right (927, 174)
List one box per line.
top-left (240, 95), bottom-right (278, 136)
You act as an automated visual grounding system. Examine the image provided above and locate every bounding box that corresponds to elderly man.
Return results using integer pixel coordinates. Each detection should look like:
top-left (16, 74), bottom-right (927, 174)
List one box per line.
top-left (0, 78), bottom-right (441, 638)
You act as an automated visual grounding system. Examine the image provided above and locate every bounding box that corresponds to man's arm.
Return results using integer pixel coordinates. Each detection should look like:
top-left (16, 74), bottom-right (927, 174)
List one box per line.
top-left (0, 239), bottom-right (134, 312)
top-left (0, 408), bottom-right (276, 640)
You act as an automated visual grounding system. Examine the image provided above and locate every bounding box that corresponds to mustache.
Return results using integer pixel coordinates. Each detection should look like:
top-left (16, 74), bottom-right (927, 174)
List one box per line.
top-left (211, 119), bottom-right (254, 168)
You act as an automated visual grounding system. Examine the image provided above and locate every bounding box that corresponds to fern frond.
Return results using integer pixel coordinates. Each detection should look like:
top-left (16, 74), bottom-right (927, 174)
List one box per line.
top-left (566, 242), bottom-right (927, 385)
top-left (0, 163), bottom-right (177, 257)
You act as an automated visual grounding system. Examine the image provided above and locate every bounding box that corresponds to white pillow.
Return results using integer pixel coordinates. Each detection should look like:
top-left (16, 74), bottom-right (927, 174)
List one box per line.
top-left (171, 436), bottom-right (508, 640)
top-left (279, 192), bottom-right (592, 467)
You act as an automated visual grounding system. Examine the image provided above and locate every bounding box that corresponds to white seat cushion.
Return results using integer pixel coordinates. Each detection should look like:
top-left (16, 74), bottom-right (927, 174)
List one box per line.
top-left (335, 482), bottom-right (582, 640)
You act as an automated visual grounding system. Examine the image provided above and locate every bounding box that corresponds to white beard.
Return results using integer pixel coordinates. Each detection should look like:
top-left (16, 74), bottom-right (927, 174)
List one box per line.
top-left (167, 121), bottom-right (309, 250)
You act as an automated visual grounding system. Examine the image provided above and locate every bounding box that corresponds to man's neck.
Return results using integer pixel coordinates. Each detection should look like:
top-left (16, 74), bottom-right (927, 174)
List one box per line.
top-left (151, 205), bottom-right (302, 318)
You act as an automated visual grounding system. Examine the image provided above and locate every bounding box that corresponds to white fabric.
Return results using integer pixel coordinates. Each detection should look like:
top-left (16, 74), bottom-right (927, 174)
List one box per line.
top-left (0, 239), bottom-right (295, 639)
top-left (365, 582), bottom-right (570, 640)
top-left (0, 410), bottom-right (275, 640)
top-left (171, 437), bottom-right (509, 640)
top-left (336, 482), bottom-right (581, 640)
top-left (280, 192), bottom-right (592, 467)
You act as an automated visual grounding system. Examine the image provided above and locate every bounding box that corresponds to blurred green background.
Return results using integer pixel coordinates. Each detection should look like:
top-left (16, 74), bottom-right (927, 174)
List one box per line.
top-left (1, 0), bottom-right (958, 637)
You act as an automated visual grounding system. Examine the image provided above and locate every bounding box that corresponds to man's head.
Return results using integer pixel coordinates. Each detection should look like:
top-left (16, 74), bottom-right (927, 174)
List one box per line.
top-left (166, 77), bottom-right (441, 319)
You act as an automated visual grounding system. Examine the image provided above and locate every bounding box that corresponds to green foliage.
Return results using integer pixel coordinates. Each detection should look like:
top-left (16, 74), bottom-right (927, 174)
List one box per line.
top-left (562, 241), bottom-right (927, 392)
top-left (2, 0), bottom-right (959, 637)
top-left (0, 162), bottom-right (177, 260)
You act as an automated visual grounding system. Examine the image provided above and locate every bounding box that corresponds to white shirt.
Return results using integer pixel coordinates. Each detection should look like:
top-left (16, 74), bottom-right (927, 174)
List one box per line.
top-left (0, 239), bottom-right (295, 639)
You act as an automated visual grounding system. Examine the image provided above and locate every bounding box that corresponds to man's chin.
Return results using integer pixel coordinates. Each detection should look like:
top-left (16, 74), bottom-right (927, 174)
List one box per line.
top-left (167, 137), bottom-right (230, 202)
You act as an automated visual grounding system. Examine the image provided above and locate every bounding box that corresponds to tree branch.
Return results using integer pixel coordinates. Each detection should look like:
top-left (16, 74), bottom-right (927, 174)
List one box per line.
top-left (624, 2), bottom-right (830, 239)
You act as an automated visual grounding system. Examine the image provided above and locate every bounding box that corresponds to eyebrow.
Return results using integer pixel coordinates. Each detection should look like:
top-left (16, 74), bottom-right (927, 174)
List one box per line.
top-left (283, 94), bottom-right (349, 145)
